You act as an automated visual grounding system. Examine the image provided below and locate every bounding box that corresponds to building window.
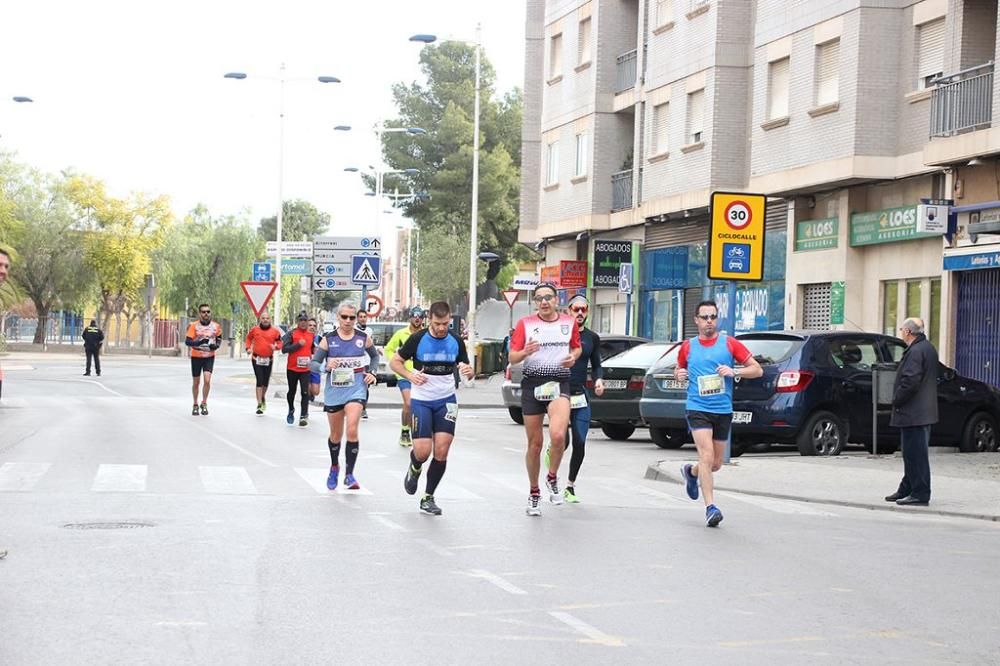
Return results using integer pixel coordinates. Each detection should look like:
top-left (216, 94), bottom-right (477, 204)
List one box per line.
top-left (596, 305), bottom-right (612, 334)
top-left (814, 39), bottom-right (840, 106)
top-left (768, 57), bottom-right (790, 119)
top-left (550, 33), bottom-right (563, 79)
top-left (656, 0), bottom-right (673, 26)
top-left (545, 141), bottom-right (559, 185)
top-left (652, 102), bottom-right (669, 154)
top-left (906, 279), bottom-right (923, 326)
top-left (916, 18), bottom-right (945, 89)
top-left (686, 89), bottom-right (704, 144)
top-left (577, 18), bottom-right (591, 65)
top-left (574, 133), bottom-right (588, 177)
top-left (882, 281), bottom-right (898, 335)
top-left (929, 278), bottom-right (941, 348)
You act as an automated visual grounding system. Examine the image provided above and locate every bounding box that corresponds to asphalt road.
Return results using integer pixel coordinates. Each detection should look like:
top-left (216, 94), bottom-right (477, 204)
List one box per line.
top-left (2, 356), bottom-right (999, 665)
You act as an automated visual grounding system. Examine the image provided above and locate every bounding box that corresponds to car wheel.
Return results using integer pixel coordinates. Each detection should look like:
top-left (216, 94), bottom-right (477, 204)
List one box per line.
top-left (508, 407), bottom-right (524, 425)
top-left (959, 412), bottom-right (999, 453)
top-left (796, 410), bottom-right (847, 456)
top-left (650, 427), bottom-right (685, 449)
top-left (600, 423), bottom-right (636, 441)
top-left (730, 440), bottom-right (747, 457)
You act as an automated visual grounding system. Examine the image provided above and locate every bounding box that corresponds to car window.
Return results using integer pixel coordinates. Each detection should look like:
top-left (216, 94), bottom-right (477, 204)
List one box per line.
top-left (598, 339), bottom-right (644, 361)
top-left (648, 345), bottom-right (682, 372)
top-left (886, 339), bottom-right (906, 363)
top-left (828, 338), bottom-right (879, 371)
top-left (737, 337), bottom-right (802, 365)
top-left (605, 343), bottom-right (672, 369)
top-left (365, 323), bottom-right (408, 347)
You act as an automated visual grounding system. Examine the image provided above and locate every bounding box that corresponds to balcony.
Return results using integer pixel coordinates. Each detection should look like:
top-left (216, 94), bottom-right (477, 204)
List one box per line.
top-left (612, 169), bottom-right (633, 211)
top-left (616, 49), bottom-right (638, 94)
top-left (930, 63), bottom-right (994, 138)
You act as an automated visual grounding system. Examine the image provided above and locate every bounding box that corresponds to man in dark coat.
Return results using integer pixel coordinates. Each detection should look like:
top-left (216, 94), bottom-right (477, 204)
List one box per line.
top-left (82, 319), bottom-right (104, 377)
top-left (886, 317), bottom-right (938, 506)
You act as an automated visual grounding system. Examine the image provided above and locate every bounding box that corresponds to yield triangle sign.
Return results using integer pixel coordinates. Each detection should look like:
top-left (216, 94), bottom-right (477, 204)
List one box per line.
top-left (240, 281), bottom-right (278, 317)
top-left (502, 289), bottom-right (520, 308)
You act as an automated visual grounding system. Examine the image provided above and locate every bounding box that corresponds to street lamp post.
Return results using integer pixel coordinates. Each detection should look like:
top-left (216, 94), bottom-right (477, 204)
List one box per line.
top-left (410, 26), bottom-right (482, 374)
top-left (224, 67), bottom-right (341, 324)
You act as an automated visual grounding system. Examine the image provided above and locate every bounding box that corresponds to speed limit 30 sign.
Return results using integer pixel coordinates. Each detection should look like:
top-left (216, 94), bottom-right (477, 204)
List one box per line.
top-left (708, 191), bottom-right (767, 281)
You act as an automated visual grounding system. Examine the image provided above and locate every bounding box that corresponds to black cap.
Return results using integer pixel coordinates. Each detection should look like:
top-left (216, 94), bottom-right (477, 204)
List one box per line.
top-left (297, 311), bottom-right (309, 321)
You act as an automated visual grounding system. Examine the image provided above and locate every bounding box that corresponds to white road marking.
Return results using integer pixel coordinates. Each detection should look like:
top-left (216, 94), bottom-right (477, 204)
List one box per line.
top-left (295, 468), bottom-right (373, 495)
top-left (720, 492), bottom-right (838, 516)
top-left (92, 464), bottom-right (147, 492)
top-left (502, 447), bottom-right (523, 454)
top-left (382, 471), bottom-right (483, 500)
top-left (548, 611), bottom-right (624, 646)
top-left (369, 513), bottom-right (405, 531)
top-left (634, 485), bottom-right (688, 505)
top-left (198, 466), bottom-right (257, 494)
top-left (462, 569), bottom-right (528, 595)
top-left (0, 462), bottom-right (52, 491)
top-left (147, 399), bottom-right (277, 468)
top-left (415, 539), bottom-right (454, 557)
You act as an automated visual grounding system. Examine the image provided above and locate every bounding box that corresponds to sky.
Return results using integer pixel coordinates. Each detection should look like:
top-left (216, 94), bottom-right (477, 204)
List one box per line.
top-left (0, 0), bottom-right (526, 255)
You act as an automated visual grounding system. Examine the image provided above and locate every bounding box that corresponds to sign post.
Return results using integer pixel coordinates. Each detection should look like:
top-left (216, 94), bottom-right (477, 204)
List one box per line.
top-left (502, 289), bottom-right (519, 333)
top-left (618, 262), bottom-right (633, 335)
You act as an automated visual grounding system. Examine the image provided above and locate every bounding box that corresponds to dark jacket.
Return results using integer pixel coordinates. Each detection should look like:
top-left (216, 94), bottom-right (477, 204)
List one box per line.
top-left (890, 333), bottom-right (939, 427)
top-left (82, 326), bottom-right (104, 350)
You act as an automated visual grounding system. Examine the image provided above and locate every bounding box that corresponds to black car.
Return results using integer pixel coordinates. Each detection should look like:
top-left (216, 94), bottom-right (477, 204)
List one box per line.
top-left (588, 342), bottom-right (677, 440)
top-left (641, 330), bottom-right (1000, 456)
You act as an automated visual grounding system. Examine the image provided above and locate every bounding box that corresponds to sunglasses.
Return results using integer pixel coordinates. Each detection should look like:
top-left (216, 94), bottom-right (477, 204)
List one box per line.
top-left (340, 314), bottom-right (357, 321)
top-left (696, 314), bottom-right (718, 321)
top-left (199, 310), bottom-right (211, 315)
top-left (570, 306), bottom-right (588, 314)
top-left (533, 295), bottom-right (555, 303)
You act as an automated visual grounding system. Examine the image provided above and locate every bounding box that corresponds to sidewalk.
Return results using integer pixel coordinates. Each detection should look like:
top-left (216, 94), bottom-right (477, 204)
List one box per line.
top-left (646, 451), bottom-right (1000, 522)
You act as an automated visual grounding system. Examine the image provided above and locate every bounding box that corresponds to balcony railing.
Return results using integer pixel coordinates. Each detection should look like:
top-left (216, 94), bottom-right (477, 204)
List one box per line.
top-left (616, 49), bottom-right (637, 94)
top-left (612, 169), bottom-right (633, 211)
top-left (930, 62), bottom-right (994, 138)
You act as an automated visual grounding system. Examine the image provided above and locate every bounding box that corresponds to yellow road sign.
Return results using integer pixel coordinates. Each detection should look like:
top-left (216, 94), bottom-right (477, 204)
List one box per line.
top-left (708, 191), bottom-right (767, 281)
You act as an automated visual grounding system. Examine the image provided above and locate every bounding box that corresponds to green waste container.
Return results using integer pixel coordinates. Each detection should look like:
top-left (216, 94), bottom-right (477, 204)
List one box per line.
top-left (477, 341), bottom-right (504, 377)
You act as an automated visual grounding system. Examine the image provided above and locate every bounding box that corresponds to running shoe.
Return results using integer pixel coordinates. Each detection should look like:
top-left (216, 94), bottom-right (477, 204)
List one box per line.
top-left (399, 429), bottom-right (412, 447)
top-left (255, 404), bottom-right (264, 416)
top-left (564, 486), bottom-right (580, 504)
top-left (344, 474), bottom-right (361, 490)
top-left (706, 504), bottom-right (724, 527)
top-left (261, 398), bottom-right (266, 411)
top-left (286, 411), bottom-right (294, 425)
top-left (681, 463), bottom-right (699, 500)
top-left (200, 403), bottom-right (208, 416)
top-left (545, 475), bottom-right (563, 505)
top-left (419, 494), bottom-right (442, 516)
top-left (326, 466), bottom-right (339, 491)
top-left (191, 404), bottom-right (200, 416)
top-left (362, 409), bottom-right (368, 420)
top-left (525, 493), bottom-right (542, 517)
top-left (298, 414), bottom-right (308, 427)
top-left (404, 464), bottom-right (421, 495)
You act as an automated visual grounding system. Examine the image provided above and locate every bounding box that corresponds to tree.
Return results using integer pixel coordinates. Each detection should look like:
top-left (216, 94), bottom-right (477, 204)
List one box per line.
top-left (258, 199), bottom-right (330, 242)
top-left (382, 42), bottom-right (525, 301)
top-left (0, 155), bottom-right (25, 311)
top-left (5, 167), bottom-right (93, 343)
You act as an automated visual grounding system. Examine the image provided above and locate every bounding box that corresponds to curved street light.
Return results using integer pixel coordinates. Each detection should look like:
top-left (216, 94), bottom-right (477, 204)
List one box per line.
top-left (12, 96), bottom-right (34, 103)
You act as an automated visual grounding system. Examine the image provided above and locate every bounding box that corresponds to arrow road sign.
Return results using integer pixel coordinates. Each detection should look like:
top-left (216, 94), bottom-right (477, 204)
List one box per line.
top-left (314, 263), bottom-right (350, 276)
top-left (313, 277), bottom-right (353, 291)
top-left (313, 236), bottom-right (381, 251)
top-left (351, 255), bottom-right (382, 286)
top-left (240, 281), bottom-right (278, 317)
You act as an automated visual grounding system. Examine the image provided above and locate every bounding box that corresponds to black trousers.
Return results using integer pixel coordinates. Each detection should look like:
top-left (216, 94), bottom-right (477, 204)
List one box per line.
top-left (85, 347), bottom-right (101, 375)
top-left (896, 425), bottom-right (932, 501)
top-left (286, 370), bottom-right (310, 416)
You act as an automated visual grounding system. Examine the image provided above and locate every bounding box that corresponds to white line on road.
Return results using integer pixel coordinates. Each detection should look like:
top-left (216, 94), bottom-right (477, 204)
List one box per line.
top-left (0, 462), bottom-right (52, 491)
top-left (198, 466), bottom-right (257, 494)
top-left (548, 611), bottom-right (624, 647)
top-left (502, 447), bottom-right (522, 454)
top-left (92, 464), bottom-right (147, 492)
top-left (462, 569), bottom-right (528, 595)
top-left (294, 468), bottom-right (374, 495)
top-left (369, 513), bottom-right (405, 531)
top-left (148, 400), bottom-right (278, 468)
top-left (415, 539), bottom-right (454, 557)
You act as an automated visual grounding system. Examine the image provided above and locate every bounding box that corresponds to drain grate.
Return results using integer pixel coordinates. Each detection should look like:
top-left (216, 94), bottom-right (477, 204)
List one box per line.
top-left (61, 521), bottom-right (155, 530)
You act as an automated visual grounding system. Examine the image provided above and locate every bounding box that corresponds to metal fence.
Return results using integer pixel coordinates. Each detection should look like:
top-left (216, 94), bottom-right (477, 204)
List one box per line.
top-left (930, 63), bottom-right (994, 138)
top-left (1, 314), bottom-right (178, 348)
top-left (616, 49), bottom-right (638, 94)
top-left (612, 169), bottom-right (633, 212)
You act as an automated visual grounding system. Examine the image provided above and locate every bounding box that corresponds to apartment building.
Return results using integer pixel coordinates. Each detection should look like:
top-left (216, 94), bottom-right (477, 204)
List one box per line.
top-left (521, 0), bottom-right (1000, 388)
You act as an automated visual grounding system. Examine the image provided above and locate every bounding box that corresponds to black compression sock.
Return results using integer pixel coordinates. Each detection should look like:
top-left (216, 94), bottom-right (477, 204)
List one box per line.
top-left (346, 441), bottom-right (359, 475)
top-left (328, 439), bottom-right (341, 467)
top-left (426, 458), bottom-right (447, 495)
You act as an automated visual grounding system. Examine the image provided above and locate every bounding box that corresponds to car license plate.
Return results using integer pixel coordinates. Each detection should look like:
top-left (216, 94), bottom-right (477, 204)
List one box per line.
top-left (732, 411), bottom-right (752, 424)
top-left (661, 379), bottom-right (687, 390)
top-left (603, 379), bottom-right (627, 390)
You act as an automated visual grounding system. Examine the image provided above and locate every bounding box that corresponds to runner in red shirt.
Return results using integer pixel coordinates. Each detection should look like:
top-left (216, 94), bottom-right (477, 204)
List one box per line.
top-left (282, 311), bottom-right (315, 427)
top-left (508, 283), bottom-right (582, 517)
top-left (245, 311), bottom-right (282, 415)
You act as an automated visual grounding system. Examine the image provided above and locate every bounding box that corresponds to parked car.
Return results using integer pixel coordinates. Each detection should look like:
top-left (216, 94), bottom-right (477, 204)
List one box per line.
top-left (501, 334), bottom-right (649, 424)
top-left (640, 330), bottom-right (1000, 456)
top-left (364, 322), bottom-right (409, 386)
top-left (588, 342), bottom-right (678, 440)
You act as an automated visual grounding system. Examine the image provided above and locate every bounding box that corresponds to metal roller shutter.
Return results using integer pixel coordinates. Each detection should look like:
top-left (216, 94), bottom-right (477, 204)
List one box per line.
top-left (802, 283), bottom-right (832, 330)
top-left (644, 217), bottom-right (709, 250)
top-left (955, 268), bottom-right (1000, 388)
top-left (683, 286), bottom-right (703, 338)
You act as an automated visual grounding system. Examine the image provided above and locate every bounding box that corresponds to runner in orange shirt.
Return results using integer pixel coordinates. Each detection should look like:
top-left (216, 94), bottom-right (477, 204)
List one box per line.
top-left (185, 303), bottom-right (223, 416)
top-left (245, 311), bottom-right (282, 415)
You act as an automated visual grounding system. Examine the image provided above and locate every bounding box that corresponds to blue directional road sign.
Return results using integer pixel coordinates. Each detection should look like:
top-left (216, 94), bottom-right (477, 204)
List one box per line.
top-left (351, 254), bottom-right (382, 286)
top-left (252, 262), bottom-right (271, 281)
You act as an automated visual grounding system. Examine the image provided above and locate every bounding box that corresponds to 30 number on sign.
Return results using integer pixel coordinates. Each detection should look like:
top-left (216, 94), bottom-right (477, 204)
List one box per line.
top-left (725, 202), bottom-right (752, 230)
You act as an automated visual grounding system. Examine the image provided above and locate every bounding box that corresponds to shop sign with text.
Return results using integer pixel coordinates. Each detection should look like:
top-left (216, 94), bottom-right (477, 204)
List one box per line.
top-left (794, 218), bottom-right (838, 252)
top-left (593, 241), bottom-right (633, 288)
top-left (849, 205), bottom-right (938, 246)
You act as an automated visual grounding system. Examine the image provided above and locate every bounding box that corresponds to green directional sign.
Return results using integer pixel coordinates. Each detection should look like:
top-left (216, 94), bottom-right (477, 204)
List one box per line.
top-left (269, 258), bottom-right (312, 275)
top-left (849, 205), bottom-right (938, 246)
top-left (795, 218), bottom-right (838, 252)
top-left (830, 281), bottom-right (845, 325)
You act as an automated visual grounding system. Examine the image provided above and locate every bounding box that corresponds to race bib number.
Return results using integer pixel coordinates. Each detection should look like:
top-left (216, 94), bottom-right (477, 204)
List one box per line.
top-left (697, 374), bottom-right (724, 396)
top-left (534, 382), bottom-right (560, 402)
top-left (331, 367), bottom-right (355, 386)
top-left (296, 356), bottom-right (310, 369)
top-left (445, 402), bottom-right (458, 423)
top-left (255, 356), bottom-right (271, 366)
top-left (570, 393), bottom-right (588, 410)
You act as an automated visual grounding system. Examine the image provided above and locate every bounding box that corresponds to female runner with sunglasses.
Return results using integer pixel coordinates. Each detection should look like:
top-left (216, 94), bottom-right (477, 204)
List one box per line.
top-left (311, 301), bottom-right (379, 491)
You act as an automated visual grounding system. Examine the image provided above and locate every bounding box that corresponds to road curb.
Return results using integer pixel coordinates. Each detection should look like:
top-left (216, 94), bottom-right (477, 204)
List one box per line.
top-left (644, 463), bottom-right (1000, 523)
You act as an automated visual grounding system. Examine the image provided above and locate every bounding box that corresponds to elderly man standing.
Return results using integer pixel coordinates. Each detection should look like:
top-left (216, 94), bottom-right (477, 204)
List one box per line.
top-left (885, 317), bottom-right (938, 507)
